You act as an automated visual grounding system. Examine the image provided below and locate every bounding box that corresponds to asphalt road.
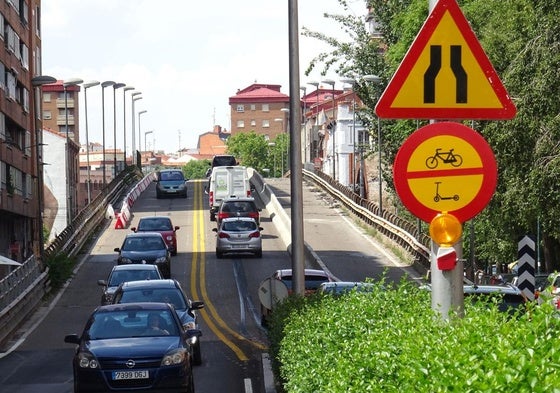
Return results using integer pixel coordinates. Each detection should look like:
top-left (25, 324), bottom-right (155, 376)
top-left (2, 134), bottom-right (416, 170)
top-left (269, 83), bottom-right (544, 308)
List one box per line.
top-left (0, 176), bottom-right (422, 393)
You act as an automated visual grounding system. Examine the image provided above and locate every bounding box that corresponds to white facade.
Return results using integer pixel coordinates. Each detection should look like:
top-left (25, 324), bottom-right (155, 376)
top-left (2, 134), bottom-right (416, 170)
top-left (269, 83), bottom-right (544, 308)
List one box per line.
top-left (43, 131), bottom-right (68, 242)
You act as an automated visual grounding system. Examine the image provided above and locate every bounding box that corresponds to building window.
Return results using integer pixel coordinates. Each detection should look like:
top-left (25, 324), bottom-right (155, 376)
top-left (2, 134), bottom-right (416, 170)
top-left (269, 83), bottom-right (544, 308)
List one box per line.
top-left (262, 120), bottom-right (270, 128)
top-left (43, 93), bottom-right (51, 102)
top-left (43, 110), bottom-right (51, 120)
top-left (236, 120), bottom-right (245, 128)
top-left (262, 104), bottom-right (269, 112)
top-left (250, 119), bottom-right (256, 127)
top-left (250, 104), bottom-right (256, 111)
top-left (236, 104), bottom-right (244, 113)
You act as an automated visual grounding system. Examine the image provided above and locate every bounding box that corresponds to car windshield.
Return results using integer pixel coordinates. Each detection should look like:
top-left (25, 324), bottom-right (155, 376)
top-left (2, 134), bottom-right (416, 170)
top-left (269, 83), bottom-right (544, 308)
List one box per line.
top-left (108, 269), bottom-right (160, 286)
top-left (281, 274), bottom-right (329, 290)
top-left (222, 220), bottom-right (257, 232)
top-left (118, 288), bottom-right (187, 310)
top-left (122, 236), bottom-right (165, 251)
top-left (160, 171), bottom-right (184, 181)
top-left (138, 218), bottom-right (172, 231)
top-left (88, 309), bottom-right (179, 339)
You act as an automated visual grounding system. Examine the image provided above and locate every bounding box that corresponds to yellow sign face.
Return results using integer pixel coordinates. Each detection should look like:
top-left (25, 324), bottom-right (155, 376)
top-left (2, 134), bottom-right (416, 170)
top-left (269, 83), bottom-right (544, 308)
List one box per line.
top-left (392, 12), bottom-right (502, 109)
top-left (375, 0), bottom-right (516, 120)
top-left (407, 135), bottom-right (483, 212)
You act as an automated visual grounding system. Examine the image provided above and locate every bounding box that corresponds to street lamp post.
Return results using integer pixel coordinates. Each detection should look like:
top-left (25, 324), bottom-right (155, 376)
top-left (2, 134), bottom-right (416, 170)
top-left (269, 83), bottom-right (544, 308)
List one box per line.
top-left (82, 81), bottom-right (100, 204)
top-left (363, 75), bottom-right (382, 212)
top-left (31, 75), bottom-right (57, 265)
top-left (63, 78), bottom-right (83, 225)
top-left (122, 86), bottom-right (135, 166)
top-left (112, 83), bottom-right (126, 176)
top-left (138, 110), bottom-right (147, 164)
top-left (101, 81), bottom-right (115, 187)
top-left (130, 92), bottom-right (142, 162)
top-left (307, 81), bottom-right (320, 161)
top-left (340, 77), bottom-right (357, 191)
top-left (321, 79), bottom-right (336, 181)
top-left (281, 107), bottom-right (290, 170)
top-left (145, 130), bottom-right (154, 155)
top-left (300, 86), bottom-right (307, 162)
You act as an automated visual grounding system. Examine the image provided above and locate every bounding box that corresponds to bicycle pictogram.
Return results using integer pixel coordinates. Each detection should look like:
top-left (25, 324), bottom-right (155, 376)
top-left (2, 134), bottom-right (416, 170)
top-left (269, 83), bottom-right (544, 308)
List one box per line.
top-left (433, 181), bottom-right (459, 202)
top-left (425, 148), bottom-right (463, 169)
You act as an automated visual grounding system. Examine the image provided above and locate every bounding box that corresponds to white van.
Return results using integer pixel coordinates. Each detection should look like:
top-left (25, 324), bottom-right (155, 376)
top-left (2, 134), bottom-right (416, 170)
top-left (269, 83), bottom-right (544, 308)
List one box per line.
top-left (208, 166), bottom-right (252, 221)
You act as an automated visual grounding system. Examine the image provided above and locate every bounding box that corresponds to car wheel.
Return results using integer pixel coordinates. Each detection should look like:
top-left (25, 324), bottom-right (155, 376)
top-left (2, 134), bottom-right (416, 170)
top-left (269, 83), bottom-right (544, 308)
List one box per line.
top-left (192, 341), bottom-right (202, 366)
top-left (171, 250), bottom-right (177, 256)
top-left (216, 251), bottom-right (223, 259)
top-left (255, 250), bottom-right (263, 258)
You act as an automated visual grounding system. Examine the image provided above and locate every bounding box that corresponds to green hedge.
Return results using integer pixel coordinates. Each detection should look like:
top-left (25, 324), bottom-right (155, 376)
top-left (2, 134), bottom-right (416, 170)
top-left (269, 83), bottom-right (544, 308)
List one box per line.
top-left (268, 280), bottom-right (560, 393)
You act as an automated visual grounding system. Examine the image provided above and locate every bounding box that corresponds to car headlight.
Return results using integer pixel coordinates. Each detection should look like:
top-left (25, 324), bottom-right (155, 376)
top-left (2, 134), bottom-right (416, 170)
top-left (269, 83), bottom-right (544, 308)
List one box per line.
top-left (120, 257), bottom-right (133, 264)
top-left (155, 256), bottom-right (168, 264)
top-left (161, 349), bottom-right (187, 366)
top-left (78, 352), bottom-right (99, 369)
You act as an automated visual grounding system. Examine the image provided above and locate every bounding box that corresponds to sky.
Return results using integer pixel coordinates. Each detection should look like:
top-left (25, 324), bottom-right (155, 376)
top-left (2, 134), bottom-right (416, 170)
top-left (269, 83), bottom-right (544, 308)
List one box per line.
top-left (41, 0), bottom-right (368, 155)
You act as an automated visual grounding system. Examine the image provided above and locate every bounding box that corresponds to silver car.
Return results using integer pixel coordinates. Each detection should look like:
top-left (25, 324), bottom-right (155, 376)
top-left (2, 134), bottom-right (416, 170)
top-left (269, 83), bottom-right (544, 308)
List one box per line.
top-left (212, 217), bottom-right (263, 258)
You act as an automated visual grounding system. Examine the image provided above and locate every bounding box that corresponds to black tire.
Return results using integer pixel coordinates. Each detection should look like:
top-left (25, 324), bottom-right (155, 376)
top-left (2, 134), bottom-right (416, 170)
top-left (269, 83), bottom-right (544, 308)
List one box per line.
top-left (255, 250), bottom-right (263, 258)
top-left (216, 251), bottom-right (223, 259)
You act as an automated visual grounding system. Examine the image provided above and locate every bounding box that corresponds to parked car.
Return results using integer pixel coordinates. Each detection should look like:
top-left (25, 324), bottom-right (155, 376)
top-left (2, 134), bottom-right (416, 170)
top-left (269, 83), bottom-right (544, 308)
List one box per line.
top-left (216, 196), bottom-right (261, 226)
top-left (114, 232), bottom-right (171, 279)
top-left (212, 217), bottom-right (263, 258)
top-left (318, 281), bottom-right (377, 296)
top-left (64, 302), bottom-right (200, 393)
top-left (111, 279), bottom-right (204, 365)
top-left (154, 169), bottom-right (187, 198)
top-left (260, 268), bottom-right (334, 326)
top-left (97, 264), bottom-right (162, 305)
top-left (509, 273), bottom-right (551, 299)
top-left (463, 284), bottom-right (527, 313)
top-left (131, 216), bottom-right (180, 256)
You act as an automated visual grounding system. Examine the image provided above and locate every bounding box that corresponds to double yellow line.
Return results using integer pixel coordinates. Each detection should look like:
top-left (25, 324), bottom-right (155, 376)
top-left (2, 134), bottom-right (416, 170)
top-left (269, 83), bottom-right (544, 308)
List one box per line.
top-left (189, 180), bottom-right (266, 362)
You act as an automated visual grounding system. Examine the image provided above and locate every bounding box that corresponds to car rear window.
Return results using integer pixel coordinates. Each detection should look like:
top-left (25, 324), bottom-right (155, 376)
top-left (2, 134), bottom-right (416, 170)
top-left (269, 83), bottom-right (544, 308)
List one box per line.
top-left (222, 220), bottom-right (257, 232)
top-left (119, 289), bottom-right (187, 310)
top-left (138, 218), bottom-right (172, 231)
top-left (212, 155), bottom-right (237, 167)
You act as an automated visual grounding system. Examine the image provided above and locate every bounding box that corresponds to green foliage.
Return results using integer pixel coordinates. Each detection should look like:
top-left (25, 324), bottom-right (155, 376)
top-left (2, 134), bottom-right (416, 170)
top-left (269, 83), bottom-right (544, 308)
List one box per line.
top-left (270, 280), bottom-right (560, 393)
top-left (46, 253), bottom-right (76, 290)
top-left (181, 159), bottom-right (210, 179)
top-left (226, 131), bottom-right (289, 177)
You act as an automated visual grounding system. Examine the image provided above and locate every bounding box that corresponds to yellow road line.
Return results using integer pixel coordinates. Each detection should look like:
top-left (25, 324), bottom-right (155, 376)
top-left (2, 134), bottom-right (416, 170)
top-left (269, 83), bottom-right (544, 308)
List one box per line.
top-left (190, 180), bottom-right (250, 361)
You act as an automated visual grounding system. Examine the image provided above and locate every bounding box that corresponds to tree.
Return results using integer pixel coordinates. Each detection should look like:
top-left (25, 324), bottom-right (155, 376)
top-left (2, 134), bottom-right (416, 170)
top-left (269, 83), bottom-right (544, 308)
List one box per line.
top-left (181, 159), bottom-right (210, 179)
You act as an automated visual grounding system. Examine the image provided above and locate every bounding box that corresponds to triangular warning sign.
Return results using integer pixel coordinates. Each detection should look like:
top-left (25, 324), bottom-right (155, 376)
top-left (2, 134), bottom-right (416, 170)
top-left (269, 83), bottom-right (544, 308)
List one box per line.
top-left (375, 0), bottom-right (516, 120)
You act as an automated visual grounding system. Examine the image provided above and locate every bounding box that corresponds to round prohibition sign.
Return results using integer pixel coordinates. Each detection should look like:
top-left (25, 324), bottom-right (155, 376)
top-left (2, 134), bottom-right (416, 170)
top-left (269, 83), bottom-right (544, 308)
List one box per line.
top-left (393, 122), bottom-right (497, 223)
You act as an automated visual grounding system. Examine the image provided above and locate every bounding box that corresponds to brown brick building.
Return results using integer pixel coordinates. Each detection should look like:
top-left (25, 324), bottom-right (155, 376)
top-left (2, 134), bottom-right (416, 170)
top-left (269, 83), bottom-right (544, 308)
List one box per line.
top-left (229, 84), bottom-right (289, 141)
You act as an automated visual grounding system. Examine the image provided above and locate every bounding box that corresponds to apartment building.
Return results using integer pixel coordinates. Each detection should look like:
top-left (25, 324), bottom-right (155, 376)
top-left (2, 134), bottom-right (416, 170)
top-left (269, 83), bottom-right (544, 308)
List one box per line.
top-left (40, 80), bottom-right (81, 225)
top-left (229, 84), bottom-right (290, 141)
top-left (0, 0), bottom-right (44, 270)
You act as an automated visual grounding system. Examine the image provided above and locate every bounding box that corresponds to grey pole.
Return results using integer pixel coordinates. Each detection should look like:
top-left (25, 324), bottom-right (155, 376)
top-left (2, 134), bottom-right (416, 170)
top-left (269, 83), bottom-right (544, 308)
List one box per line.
top-left (101, 81), bottom-right (115, 187)
top-left (112, 83), bottom-right (126, 177)
top-left (83, 81), bottom-right (100, 203)
top-left (288, 0), bottom-right (305, 296)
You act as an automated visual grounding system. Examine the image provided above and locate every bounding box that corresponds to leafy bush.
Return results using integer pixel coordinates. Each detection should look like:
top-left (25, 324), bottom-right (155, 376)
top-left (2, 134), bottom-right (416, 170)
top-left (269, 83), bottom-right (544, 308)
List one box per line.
top-left (46, 253), bottom-right (76, 291)
top-left (269, 280), bottom-right (560, 393)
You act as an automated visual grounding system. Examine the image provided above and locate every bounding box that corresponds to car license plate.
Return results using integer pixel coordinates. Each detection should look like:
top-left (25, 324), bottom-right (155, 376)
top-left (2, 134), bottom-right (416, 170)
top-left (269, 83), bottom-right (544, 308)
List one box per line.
top-left (232, 245), bottom-right (246, 248)
top-left (112, 370), bottom-right (149, 380)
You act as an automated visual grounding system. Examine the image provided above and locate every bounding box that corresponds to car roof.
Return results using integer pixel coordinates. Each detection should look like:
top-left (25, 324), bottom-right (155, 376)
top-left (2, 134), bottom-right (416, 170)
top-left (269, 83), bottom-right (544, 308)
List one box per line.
top-left (463, 284), bottom-right (523, 295)
top-left (222, 196), bottom-right (256, 202)
top-left (138, 216), bottom-right (172, 222)
top-left (159, 169), bottom-right (182, 173)
top-left (221, 217), bottom-right (258, 223)
top-left (111, 264), bottom-right (160, 272)
top-left (320, 281), bottom-right (374, 288)
top-left (119, 279), bottom-right (179, 290)
top-left (125, 232), bottom-right (165, 239)
top-left (96, 302), bottom-right (173, 313)
top-left (276, 268), bottom-right (330, 277)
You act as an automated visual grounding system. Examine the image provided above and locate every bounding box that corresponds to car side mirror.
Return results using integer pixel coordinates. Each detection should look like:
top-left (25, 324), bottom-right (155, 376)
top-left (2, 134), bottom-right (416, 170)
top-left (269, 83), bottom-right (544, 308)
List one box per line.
top-left (97, 279), bottom-right (108, 287)
top-left (191, 301), bottom-right (205, 310)
top-left (131, 227), bottom-right (137, 232)
top-left (64, 334), bottom-right (80, 344)
top-left (114, 247), bottom-right (121, 252)
top-left (212, 228), bottom-right (218, 233)
top-left (174, 226), bottom-right (180, 231)
top-left (259, 227), bottom-right (264, 231)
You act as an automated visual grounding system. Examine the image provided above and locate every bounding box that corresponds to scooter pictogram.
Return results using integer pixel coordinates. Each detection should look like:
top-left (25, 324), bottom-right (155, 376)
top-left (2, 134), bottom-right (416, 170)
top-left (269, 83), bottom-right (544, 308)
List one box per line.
top-left (433, 181), bottom-right (459, 202)
top-left (426, 148), bottom-right (463, 169)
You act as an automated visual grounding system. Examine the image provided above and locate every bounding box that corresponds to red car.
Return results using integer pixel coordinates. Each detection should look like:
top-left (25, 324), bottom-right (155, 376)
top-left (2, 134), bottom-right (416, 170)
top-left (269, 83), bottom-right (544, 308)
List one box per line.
top-left (131, 216), bottom-right (180, 256)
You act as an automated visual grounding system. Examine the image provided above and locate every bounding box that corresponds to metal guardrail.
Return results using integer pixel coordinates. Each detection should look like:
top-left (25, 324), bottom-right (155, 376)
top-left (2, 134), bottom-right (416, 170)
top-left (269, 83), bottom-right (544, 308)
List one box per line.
top-left (302, 169), bottom-right (432, 270)
top-left (0, 166), bottom-right (144, 349)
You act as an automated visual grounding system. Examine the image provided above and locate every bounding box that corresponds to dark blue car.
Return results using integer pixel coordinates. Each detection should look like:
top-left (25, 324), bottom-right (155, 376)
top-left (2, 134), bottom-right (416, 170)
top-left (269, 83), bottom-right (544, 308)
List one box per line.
top-left (114, 232), bottom-right (171, 279)
top-left (64, 302), bottom-right (201, 393)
